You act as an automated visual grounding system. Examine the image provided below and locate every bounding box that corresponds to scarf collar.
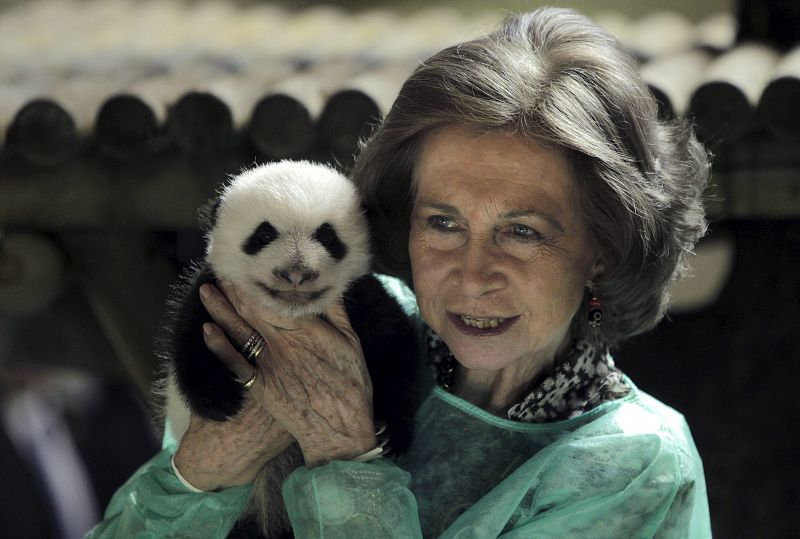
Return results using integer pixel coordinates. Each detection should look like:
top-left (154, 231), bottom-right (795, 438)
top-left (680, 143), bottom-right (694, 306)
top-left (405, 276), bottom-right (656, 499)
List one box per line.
top-left (424, 326), bottom-right (631, 423)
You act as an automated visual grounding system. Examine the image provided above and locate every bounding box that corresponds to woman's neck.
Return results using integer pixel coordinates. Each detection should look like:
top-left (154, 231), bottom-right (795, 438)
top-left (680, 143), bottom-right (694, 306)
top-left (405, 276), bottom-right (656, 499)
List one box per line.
top-left (451, 338), bottom-right (572, 417)
top-left (452, 358), bottom-right (548, 417)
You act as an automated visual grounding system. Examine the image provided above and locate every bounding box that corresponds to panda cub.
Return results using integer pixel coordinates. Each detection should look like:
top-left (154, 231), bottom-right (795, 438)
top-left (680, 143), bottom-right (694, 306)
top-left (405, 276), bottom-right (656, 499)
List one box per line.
top-left (158, 160), bottom-right (420, 539)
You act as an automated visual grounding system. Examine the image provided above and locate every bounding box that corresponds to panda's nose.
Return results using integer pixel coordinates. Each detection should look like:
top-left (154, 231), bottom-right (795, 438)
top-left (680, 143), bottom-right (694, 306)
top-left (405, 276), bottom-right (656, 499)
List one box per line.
top-left (274, 268), bottom-right (319, 286)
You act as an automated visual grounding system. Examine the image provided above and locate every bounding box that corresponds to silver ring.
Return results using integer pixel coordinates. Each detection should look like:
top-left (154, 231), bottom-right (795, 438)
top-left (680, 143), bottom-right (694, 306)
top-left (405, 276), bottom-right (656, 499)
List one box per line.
top-left (241, 332), bottom-right (266, 362)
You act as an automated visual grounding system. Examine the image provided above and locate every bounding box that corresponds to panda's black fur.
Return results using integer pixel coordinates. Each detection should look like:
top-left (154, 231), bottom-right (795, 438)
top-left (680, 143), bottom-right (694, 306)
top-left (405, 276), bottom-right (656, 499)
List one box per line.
top-left (156, 161), bottom-right (421, 539)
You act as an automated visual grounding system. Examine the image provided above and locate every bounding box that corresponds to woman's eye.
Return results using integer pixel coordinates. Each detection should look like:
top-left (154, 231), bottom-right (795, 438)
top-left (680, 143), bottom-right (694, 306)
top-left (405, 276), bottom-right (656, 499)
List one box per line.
top-left (508, 223), bottom-right (542, 241)
top-left (428, 215), bottom-right (460, 232)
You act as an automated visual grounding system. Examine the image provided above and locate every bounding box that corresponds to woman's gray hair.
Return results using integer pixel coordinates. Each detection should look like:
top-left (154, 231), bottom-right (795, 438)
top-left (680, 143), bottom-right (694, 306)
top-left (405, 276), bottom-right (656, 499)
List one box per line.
top-left (352, 7), bottom-right (710, 347)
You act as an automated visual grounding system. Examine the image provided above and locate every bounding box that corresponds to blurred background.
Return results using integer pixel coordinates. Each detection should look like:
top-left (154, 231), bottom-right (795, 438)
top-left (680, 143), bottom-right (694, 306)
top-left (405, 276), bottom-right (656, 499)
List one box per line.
top-left (0, 0), bottom-right (798, 537)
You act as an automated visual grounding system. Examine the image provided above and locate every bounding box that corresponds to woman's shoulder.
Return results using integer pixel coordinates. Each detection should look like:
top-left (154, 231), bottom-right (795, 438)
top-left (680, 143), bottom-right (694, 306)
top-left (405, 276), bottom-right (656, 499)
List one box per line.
top-left (512, 387), bottom-right (710, 536)
top-left (556, 385), bottom-right (705, 483)
top-left (602, 386), bottom-right (699, 456)
top-left (497, 387), bottom-right (710, 537)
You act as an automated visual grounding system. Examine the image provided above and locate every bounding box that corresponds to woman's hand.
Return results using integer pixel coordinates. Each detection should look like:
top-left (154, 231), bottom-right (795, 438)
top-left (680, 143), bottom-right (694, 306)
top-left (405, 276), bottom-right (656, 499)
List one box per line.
top-left (174, 398), bottom-right (294, 491)
top-left (200, 282), bottom-right (377, 467)
top-left (173, 292), bottom-right (296, 491)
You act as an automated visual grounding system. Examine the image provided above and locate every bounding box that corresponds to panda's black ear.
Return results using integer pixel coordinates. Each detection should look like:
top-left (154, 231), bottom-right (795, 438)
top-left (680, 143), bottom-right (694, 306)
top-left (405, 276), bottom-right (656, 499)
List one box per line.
top-left (197, 197), bottom-right (221, 233)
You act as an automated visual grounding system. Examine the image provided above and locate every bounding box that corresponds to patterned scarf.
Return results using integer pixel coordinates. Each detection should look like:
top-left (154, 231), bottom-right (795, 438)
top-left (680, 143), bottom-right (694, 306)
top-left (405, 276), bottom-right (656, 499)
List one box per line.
top-left (425, 326), bottom-right (631, 423)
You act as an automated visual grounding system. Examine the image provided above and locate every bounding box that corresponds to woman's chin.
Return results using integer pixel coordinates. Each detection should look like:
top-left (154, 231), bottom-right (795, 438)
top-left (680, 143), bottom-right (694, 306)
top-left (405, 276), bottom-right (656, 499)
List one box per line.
top-left (445, 338), bottom-right (516, 372)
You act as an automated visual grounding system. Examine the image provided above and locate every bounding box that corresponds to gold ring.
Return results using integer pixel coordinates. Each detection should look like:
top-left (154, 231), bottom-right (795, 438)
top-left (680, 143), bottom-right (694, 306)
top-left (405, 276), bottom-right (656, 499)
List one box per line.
top-left (241, 366), bottom-right (258, 390)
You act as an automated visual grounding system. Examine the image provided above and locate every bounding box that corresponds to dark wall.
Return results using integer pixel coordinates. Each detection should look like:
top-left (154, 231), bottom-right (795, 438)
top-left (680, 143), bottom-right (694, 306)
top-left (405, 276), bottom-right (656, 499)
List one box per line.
top-left (616, 220), bottom-right (800, 538)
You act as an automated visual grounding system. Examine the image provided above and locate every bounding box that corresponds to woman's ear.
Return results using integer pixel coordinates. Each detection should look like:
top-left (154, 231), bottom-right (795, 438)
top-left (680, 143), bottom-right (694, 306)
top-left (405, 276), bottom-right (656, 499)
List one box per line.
top-left (589, 259), bottom-right (605, 282)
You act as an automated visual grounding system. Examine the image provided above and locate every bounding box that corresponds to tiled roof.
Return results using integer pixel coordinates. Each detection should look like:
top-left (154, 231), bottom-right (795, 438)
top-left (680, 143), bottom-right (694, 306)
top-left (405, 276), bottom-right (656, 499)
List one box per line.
top-left (1, 1), bottom-right (799, 220)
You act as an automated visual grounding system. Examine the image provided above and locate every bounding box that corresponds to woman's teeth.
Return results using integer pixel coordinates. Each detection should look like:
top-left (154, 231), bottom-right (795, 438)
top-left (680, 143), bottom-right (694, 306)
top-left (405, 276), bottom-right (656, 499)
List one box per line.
top-left (459, 315), bottom-right (505, 329)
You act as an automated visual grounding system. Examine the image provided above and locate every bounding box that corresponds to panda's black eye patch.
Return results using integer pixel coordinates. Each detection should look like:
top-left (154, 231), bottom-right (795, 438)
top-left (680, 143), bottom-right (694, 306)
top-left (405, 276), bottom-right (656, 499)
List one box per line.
top-left (242, 221), bottom-right (279, 255)
top-left (314, 222), bottom-right (347, 261)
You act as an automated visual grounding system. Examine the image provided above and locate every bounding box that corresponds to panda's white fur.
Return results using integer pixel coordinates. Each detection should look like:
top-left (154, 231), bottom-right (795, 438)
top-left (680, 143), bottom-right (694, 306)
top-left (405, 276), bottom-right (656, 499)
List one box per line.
top-left (208, 160), bottom-right (371, 318)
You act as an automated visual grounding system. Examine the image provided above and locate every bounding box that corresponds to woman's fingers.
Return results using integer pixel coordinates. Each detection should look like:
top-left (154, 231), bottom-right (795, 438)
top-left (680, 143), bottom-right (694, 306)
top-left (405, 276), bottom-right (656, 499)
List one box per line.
top-left (323, 298), bottom-right (359, 344)
top-left (202, 322), bottom-right (261, 386)
top-left (199, 283), bottom-right (264, 385)
top-left (199, 283), bottom-right (255, 348)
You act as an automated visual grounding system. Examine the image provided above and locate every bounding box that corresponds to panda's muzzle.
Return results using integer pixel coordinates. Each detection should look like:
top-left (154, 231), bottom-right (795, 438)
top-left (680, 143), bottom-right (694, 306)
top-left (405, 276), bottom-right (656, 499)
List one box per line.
top-left (273, 268), bottom-right (319, 286)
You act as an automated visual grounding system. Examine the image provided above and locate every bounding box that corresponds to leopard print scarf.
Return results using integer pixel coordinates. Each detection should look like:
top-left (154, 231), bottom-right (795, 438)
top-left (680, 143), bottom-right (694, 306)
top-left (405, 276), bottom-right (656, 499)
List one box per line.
top-left (425, 326), bottom-right (631, 423)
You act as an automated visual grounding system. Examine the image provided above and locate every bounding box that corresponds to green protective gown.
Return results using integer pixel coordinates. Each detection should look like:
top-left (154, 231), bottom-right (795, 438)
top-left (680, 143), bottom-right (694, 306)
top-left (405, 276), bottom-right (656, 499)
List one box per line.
top-left (86, 276), bottom-right (711, 538)
top-left (282, 383), bottom-right (710, 538)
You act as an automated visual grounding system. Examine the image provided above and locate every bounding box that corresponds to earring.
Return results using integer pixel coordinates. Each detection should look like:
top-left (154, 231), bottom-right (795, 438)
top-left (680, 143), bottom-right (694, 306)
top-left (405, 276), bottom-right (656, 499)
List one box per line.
top-left (587, 281), bottom-right (603, 328)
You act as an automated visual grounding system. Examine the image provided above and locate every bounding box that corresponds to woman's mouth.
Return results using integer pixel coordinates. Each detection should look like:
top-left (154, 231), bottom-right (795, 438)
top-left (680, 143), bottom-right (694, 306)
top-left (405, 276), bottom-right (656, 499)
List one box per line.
top-left (460, 315), bottom-right (505, 328)
top-left (448, 312), bottom-right (518, 336)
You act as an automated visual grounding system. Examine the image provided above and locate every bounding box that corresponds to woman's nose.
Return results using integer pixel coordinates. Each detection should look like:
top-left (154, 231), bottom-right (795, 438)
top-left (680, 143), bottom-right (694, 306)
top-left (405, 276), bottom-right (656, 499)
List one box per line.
top-left (456, 235), bottom-right (506, 297)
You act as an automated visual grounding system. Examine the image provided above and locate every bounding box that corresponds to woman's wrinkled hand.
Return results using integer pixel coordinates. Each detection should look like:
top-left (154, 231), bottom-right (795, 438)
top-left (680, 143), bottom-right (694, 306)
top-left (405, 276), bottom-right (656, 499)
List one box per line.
top-left (199, 281), bottom-right (377, 467)
top-left (173, 397), bottom-right (294, 491)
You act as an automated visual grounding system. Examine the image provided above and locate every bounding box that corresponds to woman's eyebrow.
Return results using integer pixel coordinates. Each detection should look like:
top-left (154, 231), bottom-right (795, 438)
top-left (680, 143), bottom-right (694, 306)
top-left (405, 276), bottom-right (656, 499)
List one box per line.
top-left (502, 209), bottom-right (565, 232)
top-left (416, 202), bottom-right (565, 232)
top-left (414, 201), bottom-right (461, 216)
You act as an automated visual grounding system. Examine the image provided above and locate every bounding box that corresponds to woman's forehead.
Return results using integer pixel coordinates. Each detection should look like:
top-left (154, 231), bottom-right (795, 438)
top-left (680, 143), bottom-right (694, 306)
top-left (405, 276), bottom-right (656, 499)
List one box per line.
top-left (414, 126), bottom-right (578, 218)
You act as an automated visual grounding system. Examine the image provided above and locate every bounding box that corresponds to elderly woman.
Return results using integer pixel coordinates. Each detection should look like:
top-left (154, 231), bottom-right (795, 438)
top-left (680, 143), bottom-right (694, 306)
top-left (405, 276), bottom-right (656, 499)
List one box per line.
top-left (88, 7), bottom-right (710, 538)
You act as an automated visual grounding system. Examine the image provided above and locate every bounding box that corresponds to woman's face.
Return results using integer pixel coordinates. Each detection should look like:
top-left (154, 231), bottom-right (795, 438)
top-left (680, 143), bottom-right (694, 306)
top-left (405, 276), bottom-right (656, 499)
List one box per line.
top-left (409, 126), bottom-right (600, 373)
